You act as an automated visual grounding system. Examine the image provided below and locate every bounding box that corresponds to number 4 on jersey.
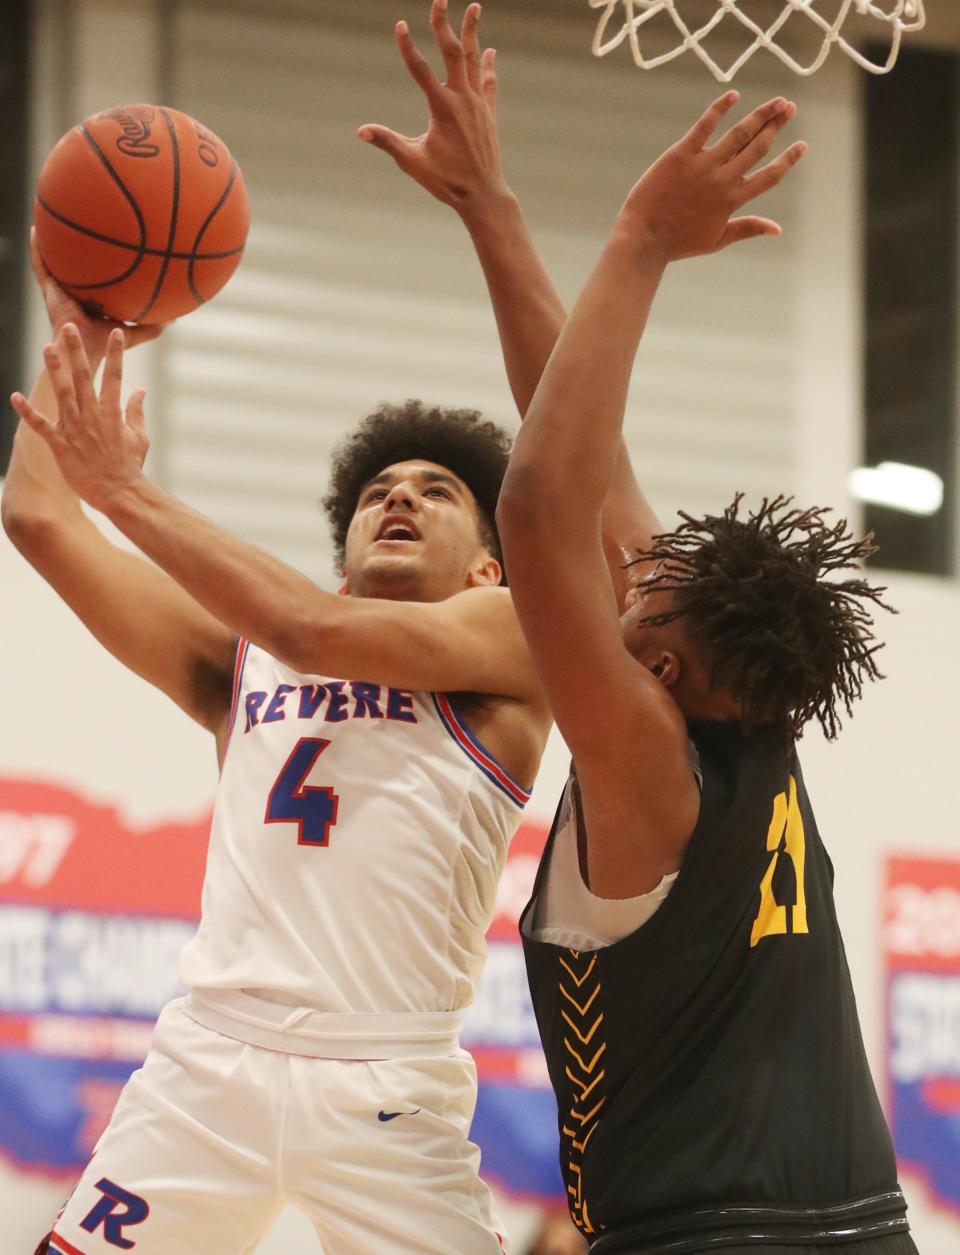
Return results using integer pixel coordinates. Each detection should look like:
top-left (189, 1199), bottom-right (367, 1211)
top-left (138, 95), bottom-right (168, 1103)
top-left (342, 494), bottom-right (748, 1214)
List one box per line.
top-left (265, 737), bottom-right (340, 847)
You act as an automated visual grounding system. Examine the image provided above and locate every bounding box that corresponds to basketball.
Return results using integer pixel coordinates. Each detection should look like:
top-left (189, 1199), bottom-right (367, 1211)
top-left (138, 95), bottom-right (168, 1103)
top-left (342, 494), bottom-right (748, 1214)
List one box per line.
top-left (34, 103), bottom-right (250, 325)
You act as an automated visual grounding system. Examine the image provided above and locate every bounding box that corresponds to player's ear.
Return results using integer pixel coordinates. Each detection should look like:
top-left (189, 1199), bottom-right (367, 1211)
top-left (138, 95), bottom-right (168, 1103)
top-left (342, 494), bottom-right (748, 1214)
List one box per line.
top-left (649, 651), bottom-right (680, 688)
top-left (466, 552), bottom-right (502, 589)
top-left (337, 575), bottom-right (350, 597)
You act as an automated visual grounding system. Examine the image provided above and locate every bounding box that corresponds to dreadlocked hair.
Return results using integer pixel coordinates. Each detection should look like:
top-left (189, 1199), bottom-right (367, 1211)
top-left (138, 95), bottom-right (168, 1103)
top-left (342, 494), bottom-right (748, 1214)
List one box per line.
top-left (323, 400), bottom-right (512, 574)
top-left (630, 494), bottom-right (895, 742)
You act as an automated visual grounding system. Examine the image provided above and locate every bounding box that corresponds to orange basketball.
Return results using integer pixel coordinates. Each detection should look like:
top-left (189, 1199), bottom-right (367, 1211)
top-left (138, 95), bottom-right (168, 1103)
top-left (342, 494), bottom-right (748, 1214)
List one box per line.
top-left (34, 104), bottom-right (250, 325)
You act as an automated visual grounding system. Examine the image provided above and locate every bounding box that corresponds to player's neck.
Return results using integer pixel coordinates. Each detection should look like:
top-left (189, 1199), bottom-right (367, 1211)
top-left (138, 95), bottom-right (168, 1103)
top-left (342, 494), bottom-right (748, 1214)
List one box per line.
top-left (346, 574), bottom-right (456, 604)
top-left (674, 679), bottom-right (742, 724)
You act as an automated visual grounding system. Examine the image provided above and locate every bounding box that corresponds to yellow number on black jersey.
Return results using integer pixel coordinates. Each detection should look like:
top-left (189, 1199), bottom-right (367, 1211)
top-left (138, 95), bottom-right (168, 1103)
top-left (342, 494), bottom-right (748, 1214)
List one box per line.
top-left (751, 776), bottom-right (809, 948)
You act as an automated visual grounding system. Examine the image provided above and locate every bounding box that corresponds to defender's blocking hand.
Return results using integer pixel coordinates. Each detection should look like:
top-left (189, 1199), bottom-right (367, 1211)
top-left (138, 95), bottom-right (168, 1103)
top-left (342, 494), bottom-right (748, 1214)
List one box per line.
top-left (357, 0), bottom-right (507, 216)
top-left (619, 92), bottom-right (808, 261)
top-left (10, 323), bottom-right (149, 513)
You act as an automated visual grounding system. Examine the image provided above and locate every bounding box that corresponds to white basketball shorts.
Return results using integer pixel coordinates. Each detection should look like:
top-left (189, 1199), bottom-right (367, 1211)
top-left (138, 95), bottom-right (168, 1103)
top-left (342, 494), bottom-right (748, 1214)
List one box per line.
top-left (47, 999), bottom-right (508, 1254)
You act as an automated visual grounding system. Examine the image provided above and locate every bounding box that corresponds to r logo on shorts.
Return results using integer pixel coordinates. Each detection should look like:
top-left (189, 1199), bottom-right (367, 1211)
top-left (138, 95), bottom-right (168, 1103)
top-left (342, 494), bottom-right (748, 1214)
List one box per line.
top-left (79, 1178), bottom-right (150, 1249)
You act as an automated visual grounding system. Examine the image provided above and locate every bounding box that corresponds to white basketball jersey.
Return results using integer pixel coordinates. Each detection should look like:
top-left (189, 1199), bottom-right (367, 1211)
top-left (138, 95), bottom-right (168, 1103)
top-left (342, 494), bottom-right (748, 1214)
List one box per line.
top-left (179, 640), bottom-right (531, 1014)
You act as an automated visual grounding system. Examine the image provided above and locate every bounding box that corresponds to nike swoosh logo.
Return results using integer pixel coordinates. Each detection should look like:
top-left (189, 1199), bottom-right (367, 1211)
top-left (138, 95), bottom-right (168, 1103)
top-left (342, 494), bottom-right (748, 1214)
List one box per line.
top-left (377, 1108), bottom-right (421, 1122)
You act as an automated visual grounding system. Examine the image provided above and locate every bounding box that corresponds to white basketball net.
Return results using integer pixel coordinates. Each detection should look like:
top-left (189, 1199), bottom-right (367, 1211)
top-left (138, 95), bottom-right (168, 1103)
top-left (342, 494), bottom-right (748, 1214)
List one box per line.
top-left (591, 1), bottom-right (927, 81)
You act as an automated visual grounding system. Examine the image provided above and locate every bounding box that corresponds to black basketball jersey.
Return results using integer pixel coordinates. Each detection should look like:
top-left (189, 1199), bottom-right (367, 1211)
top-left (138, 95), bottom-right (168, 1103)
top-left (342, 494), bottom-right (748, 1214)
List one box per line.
top-left (521, 720), bottom-right (913, 1253)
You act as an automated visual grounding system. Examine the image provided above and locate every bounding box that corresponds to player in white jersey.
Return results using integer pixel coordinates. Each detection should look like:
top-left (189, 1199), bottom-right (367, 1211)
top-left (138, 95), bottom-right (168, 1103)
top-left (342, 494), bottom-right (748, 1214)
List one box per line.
top-left (5, 3), bottom-right (652, 1251)
top-left (11, 340), bottom-right (545, 1253)
top-left (12, 319), bottom-right (540, 1253)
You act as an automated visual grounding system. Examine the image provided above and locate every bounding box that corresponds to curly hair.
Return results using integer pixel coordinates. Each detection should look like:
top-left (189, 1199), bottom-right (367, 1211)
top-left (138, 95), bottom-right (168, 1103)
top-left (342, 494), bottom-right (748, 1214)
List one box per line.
top-left (629, 494), bottom-right (895, 742)
top-left (322, 400), bottom-right (512, 574)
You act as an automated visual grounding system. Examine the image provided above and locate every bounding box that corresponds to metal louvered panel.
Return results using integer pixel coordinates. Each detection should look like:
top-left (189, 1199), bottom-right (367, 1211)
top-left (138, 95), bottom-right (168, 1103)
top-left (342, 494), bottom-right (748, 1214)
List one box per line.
top-left (160, 0), bottom-right (846, 587)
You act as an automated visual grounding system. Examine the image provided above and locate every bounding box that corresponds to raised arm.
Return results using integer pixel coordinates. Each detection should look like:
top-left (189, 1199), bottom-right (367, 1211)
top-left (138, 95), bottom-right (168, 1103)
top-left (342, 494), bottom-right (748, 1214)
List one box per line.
top-left (2, 243), bottom-right (236, 735)
top-left (358, 0), bottom-right (657, 607)
top-left (10, 326), bottom-right (539, 704)
top-left (497, 94), bottom-right (806, 894)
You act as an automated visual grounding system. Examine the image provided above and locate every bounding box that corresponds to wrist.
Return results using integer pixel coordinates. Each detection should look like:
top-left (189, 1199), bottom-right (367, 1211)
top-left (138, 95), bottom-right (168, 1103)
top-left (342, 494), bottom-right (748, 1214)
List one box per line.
top-left (94, 470), bottom-right (153, 521)
top-left (457, 183), bottom-right (520, 232)
top-left (608, 218), bottom-right (671, 273)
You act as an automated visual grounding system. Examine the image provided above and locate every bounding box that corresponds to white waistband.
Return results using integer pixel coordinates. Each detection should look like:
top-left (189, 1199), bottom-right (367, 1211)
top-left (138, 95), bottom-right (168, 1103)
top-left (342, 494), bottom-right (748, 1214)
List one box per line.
top-left (184, 990), bottom-right (462, 1059)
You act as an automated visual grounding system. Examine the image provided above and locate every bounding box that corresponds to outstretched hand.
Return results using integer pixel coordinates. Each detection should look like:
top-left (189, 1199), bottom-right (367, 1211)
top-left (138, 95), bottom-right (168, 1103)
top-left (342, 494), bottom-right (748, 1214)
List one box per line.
top-left (620, 92), bottom-right (807, 261)
top-left (30, 229), bottom-right (167, 366)
top-left (10, 323), bottom-right (149, 514)
top-left (357, 0), bottom-right (507, 217)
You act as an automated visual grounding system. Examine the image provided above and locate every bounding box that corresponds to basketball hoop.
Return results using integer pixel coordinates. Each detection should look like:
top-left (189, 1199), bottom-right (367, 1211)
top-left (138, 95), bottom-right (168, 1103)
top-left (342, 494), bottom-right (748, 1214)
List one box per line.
top-left (590, 1), bottom-right (927, 81)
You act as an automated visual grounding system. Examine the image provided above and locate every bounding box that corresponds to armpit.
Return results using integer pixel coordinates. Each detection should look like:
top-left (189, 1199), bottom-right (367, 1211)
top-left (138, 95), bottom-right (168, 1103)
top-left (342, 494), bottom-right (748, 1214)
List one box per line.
top-left (191, 651), bottom-right (235, 726)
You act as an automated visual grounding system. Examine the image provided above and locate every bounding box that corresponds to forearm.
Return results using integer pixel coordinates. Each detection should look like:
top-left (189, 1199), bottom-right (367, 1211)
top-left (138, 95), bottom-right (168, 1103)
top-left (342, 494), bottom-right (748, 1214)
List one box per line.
top-left (94, 478), bottom-right (528, 695)
top-left (460, 190), bottom-right (566, 418)
top-left (501, 228), bottom-right (666, 522)
top-left (464, 191), bottom-right (654, 601)
top-left (102, 476), bottom-right (337, 670)
top-left (7, 227), bottom-right (161, 541)
top-left (3, 372), bottom-right (87, 537)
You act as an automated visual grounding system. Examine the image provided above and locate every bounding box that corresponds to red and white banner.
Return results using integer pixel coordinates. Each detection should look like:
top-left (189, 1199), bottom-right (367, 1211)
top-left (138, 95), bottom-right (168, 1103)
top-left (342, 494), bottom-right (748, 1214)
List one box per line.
top-left (884, 855), bottom-right (960, 1216)
top-left (0, 775), bottom-right (563, 1199)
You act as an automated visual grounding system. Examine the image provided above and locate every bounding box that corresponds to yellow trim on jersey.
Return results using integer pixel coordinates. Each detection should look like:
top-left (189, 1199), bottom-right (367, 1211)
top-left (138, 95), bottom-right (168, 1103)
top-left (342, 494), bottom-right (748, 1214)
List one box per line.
top-left (559, 948), bottom-right (607, 1237)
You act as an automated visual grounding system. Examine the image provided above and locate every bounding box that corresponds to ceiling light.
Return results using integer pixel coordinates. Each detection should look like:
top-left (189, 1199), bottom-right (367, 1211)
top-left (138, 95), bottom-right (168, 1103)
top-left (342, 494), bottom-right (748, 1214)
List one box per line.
top-left (848, 462), bottom-right (944, 517)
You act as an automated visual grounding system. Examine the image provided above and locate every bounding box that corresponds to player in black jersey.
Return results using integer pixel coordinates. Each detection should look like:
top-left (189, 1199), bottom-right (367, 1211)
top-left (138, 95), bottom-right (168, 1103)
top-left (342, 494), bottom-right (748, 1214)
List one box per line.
top-left (497, 94), bottom-right (917, 1255)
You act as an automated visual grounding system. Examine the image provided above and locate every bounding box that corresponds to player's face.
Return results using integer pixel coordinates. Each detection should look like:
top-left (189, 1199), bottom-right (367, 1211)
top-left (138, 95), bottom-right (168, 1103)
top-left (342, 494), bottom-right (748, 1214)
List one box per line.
top-left (341, 460), bottom-right (500, 601)
top-left (621, 577), bottom-right (738, 719)
top-left (621, 571), bottom-right (671, 639)
top-left (620, 576), bottom-right (687, 680)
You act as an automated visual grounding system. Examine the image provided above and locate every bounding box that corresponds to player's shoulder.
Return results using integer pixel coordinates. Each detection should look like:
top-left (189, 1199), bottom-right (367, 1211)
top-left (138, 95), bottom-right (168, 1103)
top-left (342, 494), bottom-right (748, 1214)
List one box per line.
top-left (446, 584), bottom-right (531, 650)
top-left (446, 586), bottom-right (550, 716)
top-left (446, 583), bottom-right (517, 617)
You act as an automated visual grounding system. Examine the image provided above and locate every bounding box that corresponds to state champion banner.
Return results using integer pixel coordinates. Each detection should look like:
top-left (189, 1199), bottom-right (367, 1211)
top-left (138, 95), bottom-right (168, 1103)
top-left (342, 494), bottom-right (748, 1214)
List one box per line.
top-left (0, 775), bottom-right (562, 1201)
top-left (884, 855), bottom-right (960, 1216)
top-left (0, 777), bottom-right (207, 1175)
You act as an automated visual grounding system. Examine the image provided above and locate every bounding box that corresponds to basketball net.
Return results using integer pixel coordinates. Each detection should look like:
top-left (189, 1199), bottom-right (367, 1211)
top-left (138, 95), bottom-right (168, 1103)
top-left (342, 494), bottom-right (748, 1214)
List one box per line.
top-left (590, 1), bottom-right (927, 81)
